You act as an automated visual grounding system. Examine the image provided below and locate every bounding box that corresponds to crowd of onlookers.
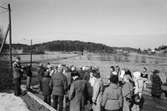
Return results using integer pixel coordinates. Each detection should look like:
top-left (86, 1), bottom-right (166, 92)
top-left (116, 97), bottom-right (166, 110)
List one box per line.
top-left (12, 56), bottom-right (167, 111)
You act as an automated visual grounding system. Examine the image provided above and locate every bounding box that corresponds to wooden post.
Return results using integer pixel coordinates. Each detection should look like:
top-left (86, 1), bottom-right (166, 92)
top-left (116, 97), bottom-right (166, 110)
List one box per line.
top-left (8, 4), bottom-right (12, 76)
top-left (30, 39), bottom-right (32, 66)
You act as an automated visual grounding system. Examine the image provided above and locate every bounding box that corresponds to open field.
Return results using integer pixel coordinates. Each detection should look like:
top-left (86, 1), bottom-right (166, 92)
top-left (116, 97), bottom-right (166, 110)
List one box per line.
top-left (18, 52), bottom-right (167, 83)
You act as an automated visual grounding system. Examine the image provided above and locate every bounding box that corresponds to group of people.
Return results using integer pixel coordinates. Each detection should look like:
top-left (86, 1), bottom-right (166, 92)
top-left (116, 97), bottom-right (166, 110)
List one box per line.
top-left (12, 56), bottom-right (165, 111)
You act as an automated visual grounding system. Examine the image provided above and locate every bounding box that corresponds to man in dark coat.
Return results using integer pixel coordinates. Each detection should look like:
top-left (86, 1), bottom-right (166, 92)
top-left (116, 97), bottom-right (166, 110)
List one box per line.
top-left (42, 70), bottom-right (52, 105)
top-left (38, 63), bottom-right (46, 91)
top-left (50, 64), bottom-right (67, 111)
top-left (13, 56), bottom-right (23, 96)
top-left (23, 64), bottom-right (32, 90)
top-left (69, 72), bottom-right (90, 111)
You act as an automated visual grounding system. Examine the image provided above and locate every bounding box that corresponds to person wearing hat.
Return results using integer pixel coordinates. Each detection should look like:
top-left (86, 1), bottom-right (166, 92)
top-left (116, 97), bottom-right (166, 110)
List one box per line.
top-left (13, 56), bottom-right (23, 96)
top-left (69, 71), bottom-right (89, 111)
top-left (151, 69), bottom-right (162, 98)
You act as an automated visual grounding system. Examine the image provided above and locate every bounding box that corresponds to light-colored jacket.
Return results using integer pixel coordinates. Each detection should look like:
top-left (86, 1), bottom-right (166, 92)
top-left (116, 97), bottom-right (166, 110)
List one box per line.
top-left (101, 83), bottom-right (123, 110)
top-left (92, 78), bottom-right (103, 111)
top-left (13, 62), bottom-right (22, 79)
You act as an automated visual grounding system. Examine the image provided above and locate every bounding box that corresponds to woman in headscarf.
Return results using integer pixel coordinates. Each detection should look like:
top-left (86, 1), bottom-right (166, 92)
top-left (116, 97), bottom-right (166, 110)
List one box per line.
top-left (151, 70), bottom-right (162, 98)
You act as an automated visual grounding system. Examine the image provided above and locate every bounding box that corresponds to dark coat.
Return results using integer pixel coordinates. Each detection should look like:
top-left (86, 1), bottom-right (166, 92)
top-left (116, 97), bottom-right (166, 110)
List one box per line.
top-left (38, 66), bottom-right (46, 80)
top-left (23, 65), bottom-right (32, 77)
top-left (69, 79), bottom-right (88, 111)
top-left (151, 74), bottom-right (162, 97)
top-left (42, 75), bottom-right (52, 96)
top-left (50, 72), bottom-right (67, 96)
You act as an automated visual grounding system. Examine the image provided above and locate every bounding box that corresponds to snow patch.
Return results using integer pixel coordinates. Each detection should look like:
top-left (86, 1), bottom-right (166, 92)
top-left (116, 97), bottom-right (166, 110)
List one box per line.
top-left (0, 93), bottom-right (29, 111)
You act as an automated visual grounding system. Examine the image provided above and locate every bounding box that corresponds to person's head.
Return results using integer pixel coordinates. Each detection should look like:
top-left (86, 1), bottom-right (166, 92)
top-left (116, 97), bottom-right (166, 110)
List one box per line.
top-left (143, 67), bottom-right (147, 73)
top-left (15, 56), bottom-right (21, 63)
top-left (133, 72), bottom-right (141, 79)
top-left (44, 70), bottom-right (50, 77)
top-left (71, 66), bottom-right (76, 71)
top-left (110, 75), bottom-right (118, 84)
top-left (92, 71), bottom-right (101, 78)
top-left (110, 66), bottom-right (115, 72)
top-left (57, 64), bottom-right (63, 72)
top-left (123, 75), bottom-right (131, 83)
top-left (72, 72), bottom-right (80, 80)
top-left (116, 65), bottom-right (120, 72)
top-left (125, 69), bottom-right (132, 78)
top-left (152, 69), bottom-right (160, 75)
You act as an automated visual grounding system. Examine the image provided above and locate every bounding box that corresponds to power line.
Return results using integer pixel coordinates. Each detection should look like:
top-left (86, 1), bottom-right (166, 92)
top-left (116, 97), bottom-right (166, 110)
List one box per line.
top-left (0, 0), bottom-right (8, 5)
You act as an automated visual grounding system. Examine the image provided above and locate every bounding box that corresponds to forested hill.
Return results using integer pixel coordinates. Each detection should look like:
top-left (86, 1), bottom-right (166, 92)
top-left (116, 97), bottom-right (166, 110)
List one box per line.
top-left (32, 40), bottom-right (114, 53)
top-left (6, 40), bottom-right (138, 54)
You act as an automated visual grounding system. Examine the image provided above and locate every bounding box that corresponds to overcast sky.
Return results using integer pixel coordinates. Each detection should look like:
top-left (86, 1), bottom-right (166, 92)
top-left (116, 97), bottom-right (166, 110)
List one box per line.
top-left (0, 0), bottom-right (167, 49)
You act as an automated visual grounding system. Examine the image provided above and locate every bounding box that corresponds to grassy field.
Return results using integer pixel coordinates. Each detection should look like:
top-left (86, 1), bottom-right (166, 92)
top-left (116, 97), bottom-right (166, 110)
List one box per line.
top-left (15, 52), bottom-right (167, 83)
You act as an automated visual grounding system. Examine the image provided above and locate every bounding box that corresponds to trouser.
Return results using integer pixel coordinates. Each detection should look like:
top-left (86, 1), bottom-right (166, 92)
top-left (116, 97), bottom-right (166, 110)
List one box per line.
top-left (26, 76), bottom-right (31, 90)
top-left (38, 79), bottom-right (42, 91)
top-left (14, 78), bottom-right (21, 96)
top-left (44, 95), bottom-right (51, 105)
top-left (52, 95), bottom-right (64, 111)
top-left (123, 98), bottom-right (131, 111)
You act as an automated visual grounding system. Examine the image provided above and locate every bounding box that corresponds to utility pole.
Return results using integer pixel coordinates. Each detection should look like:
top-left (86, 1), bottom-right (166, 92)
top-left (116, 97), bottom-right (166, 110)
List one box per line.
top-left (8, 4), bottom-right (12, 77)
top-left (30, 39), bottom-right (32, 67)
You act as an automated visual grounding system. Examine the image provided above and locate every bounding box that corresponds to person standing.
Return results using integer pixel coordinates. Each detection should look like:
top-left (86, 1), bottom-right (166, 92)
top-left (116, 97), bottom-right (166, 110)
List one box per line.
top-left (38, 63), bottom-right (46, 91)
top-left (101, 75), bottom-right (123, 111)
top-left (122, 75), bottom-right (134, 111)
top-left (50, 64), bottom-right (67, 111)
top-left (41, 70), bottom-right (52, 105)
top-left (151, 70), bottom-right (162, 98)
top-left (69, 72), bottom-right (88, 111)
top-left (13, 56), bottom-right (23, 96)
top-left (23, 64), bottom-right (32, 91)
top-left (92, 71), bottom-right (103, 111)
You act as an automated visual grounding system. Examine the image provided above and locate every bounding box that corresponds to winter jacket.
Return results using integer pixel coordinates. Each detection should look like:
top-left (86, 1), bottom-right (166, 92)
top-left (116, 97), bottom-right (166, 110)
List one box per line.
top-left (50, 72), bottom-right (67, 96)
top-left (151, 74), bottom-right (162, 97)
top-left (101, 83), bottom-right (123, 111)
top-left (92, 78), bottom-right (103, 111)
top-left (42, 75), bottom-right (52, 96)
top-left (69, 79), bottom-right (88, 111)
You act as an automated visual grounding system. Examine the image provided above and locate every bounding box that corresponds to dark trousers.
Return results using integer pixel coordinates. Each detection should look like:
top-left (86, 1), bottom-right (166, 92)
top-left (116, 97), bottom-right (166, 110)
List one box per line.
top-left (52, 95), bottom-right (64, 111)
top-left (26, 76), bottom-right (31, 90)
top-left (14, 78), bottom-right (21, 96)
top-left (44, 95), bottom-right (51, 105)
top-left (39, 79), bottom-right (42, 91)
